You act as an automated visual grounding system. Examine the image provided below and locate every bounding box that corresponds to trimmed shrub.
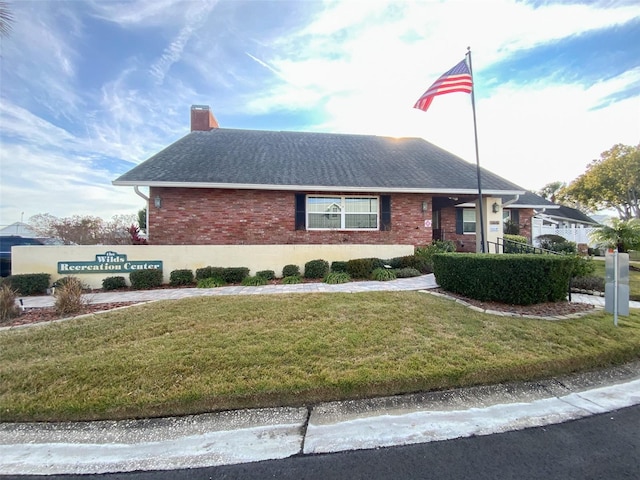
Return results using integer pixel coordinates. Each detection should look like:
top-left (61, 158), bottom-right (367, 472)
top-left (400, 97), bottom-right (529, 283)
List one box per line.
top-left (0, 284), bottom-right (20, 324)
top-left (3, 273), bottom-right (50, 296)
top-left (330, 261), bottom-right (348, 273)
top-left (129, 269), bottom-right (163, 290)
top-left (503, 234), bottom-right (530, 254)
top-left (346, 258), bottom-right (385, 279)
top-left (102, 276), bottom-right (127, 290)
top-left (170, 269), bottom-right (194, 287)
top-left (324, 272), bottom-right (351, 284)
top-left (387, 255), bottom-right (431, 274)
top-left (371, 268), bottom-right (397, 281)
top-left (433, 253), bottom-right (574, 305)
top-left (54, 277), bottom-right (86, 316)
top-left (282, 275), bottom-right (302, 284)
top-left (242, 275), bottom-right (268, 286)
top-left (304, 259), bottom-right (330, 279)
top-left (197, 277), bottom-right (226, 288)
top-left (282, 264), bottom-right (301, 277)
top-left (394, 267), bottom-right (421, 278)
top-left (256, 270), bottom-right (275, 281)
top-left (571, 276), bottom-right (604, 292)
top-left (222, 267), bottom-right (250, 283)
top-left (195, 266), bottom-right (225, 281)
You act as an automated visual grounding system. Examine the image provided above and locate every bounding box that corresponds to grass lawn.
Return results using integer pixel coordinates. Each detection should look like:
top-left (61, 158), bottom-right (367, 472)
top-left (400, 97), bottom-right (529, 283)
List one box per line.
top-left (1, 291), bottom-right (639, 422)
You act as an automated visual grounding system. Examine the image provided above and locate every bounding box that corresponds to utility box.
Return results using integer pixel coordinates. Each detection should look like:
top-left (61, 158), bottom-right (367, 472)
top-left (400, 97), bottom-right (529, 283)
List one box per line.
top-left (605, 251), bottom-right (629, 316)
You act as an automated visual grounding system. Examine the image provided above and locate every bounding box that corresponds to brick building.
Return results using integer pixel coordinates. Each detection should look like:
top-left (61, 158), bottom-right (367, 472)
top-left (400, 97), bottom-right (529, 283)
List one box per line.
top-left (113, 105), bottom-right (551, 252)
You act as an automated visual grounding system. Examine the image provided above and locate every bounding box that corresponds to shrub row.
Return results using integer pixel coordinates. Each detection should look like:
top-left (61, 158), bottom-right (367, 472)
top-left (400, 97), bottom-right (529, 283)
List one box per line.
top-left (433, 253), bottom-right (574, 305)
top-left (0, 273), bottom-right (51, 296)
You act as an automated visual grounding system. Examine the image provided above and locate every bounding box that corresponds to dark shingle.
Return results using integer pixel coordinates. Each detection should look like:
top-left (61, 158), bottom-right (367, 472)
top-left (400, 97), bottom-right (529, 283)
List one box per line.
top-left (114, 128), bottom-right (525, 193)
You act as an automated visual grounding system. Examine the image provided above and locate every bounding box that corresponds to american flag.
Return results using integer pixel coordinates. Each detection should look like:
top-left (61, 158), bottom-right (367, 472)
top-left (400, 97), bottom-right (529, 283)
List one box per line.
top-left (413, 59), bottom-right (473, 112)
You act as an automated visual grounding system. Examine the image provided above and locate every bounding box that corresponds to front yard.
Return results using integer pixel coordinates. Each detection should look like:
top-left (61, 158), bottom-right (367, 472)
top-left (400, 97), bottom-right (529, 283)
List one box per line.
top-left (1, 291), bottom-right (639, 423)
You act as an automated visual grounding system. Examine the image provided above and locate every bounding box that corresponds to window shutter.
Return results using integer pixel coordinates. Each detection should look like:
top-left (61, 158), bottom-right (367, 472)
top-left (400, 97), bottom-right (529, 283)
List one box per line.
top-left (456, 209), bottom-right (463, 234)
top-left (380, 195), bottom-right (391, 231)
top-left (295, 193), bottom-right (306, 230)
top-left (511, 209), bottom-right (520, 225)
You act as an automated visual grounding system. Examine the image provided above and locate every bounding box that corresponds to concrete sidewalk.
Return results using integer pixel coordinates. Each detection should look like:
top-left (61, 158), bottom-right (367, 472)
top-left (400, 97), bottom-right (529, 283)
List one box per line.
top-left (1, 362), bottom-right (638, 475)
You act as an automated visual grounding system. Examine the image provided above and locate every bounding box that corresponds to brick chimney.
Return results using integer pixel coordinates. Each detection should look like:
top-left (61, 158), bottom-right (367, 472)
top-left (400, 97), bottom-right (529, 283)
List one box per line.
top-left (190, 105), bottom-right (219, 131)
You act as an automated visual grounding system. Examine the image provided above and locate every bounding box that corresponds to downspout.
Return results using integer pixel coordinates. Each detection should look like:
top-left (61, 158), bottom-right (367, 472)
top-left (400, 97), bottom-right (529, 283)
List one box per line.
top-left (502, 194), bottom-right (520, 208)
top-left (133, 186), bottom-right (150, 239)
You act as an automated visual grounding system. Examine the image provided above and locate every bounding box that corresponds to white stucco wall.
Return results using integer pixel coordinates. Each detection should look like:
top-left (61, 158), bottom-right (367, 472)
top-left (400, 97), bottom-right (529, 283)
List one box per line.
top-left (11, 244), bottom-right (414, 289)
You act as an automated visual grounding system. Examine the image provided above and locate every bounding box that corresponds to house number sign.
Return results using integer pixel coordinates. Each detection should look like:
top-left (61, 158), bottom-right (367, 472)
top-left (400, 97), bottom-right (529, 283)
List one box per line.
top-left (58, 251), bottom-right (163, 274)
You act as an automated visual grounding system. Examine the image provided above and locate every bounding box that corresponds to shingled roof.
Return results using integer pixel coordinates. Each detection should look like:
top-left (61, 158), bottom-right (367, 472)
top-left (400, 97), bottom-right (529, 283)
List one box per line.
top-left (113, 128), bottom-right (525, 195)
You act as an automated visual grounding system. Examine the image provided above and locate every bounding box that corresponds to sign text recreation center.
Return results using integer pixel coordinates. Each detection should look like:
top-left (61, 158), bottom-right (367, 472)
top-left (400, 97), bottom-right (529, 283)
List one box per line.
top-left (58, 251), bottom-right (163, 274)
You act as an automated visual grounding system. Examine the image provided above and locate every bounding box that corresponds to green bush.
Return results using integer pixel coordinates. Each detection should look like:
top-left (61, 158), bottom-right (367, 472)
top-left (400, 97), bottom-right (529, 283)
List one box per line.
top-left (102, 276), bottom-right (127, 290)
top-left (569, 255), bottom-right (596, 279)
top-left (371, 268), bottom-right (397, 281)
top-left (433, 253), bottom-right (574, 305)
top-left (393, 267), bottom-right (421, 278)
top-left (304, 259), bottom-right (330, 279)
top-left (324, 272), bottom-right (351, 284)
top-left (169, 269), bottom-right (194, 287)
top-left (415, 241), bottom-right (456, 267)
top-left (242, 275), bottom-right (268, 286)
top-left (537, 235), bottom-right (577, 254)
top-left (346, 258), bottom-right (385, 279)
top-left (195, 266), bottom-right (225, 281)
top-left (129, 269), bottom-right (163, 290)
top-left (3, 273), bottom-right (50, 296)
top-left (503, 234), bottom-right (530, 254)
top-left (571, 276), bottom-right (604, 292)
top-left (387, 255), bottom-right (431, 273)
top-left (222, 267), bottom-right (250, 283)
top-left (282, 264), bottom-right (301, 277)
top-left (256, 270), bottom-right (275, 281)
top-left (282, 275), bottom-right (302, 284)
top-left (330, 261), bottom-right (348, 273)
top-left (197, 277), bottom-right (226, 288)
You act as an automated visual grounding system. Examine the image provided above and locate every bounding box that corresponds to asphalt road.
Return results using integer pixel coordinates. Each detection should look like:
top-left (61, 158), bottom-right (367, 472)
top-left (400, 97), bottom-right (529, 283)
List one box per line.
top-left (3, 404), bottom-right (638, 480)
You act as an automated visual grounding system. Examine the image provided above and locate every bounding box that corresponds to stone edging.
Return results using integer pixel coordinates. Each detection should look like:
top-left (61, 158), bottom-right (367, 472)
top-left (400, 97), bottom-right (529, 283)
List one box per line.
top-left (419, 290), bottom-right (601, 321)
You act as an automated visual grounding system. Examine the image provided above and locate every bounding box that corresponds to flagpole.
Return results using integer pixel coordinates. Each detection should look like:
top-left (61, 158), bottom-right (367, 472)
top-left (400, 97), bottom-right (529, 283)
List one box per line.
top-left (466, 46), bottom-right (486, 253)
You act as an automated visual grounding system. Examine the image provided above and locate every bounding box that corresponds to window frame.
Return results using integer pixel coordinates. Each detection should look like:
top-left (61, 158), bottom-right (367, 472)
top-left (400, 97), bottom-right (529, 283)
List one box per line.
top-left (462, 208), bottom-right (476, 234)
top-left (305, 195), bottom-right (380, 231)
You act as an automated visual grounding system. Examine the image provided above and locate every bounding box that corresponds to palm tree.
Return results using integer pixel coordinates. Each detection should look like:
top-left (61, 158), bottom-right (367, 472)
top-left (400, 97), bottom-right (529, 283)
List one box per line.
top-left (0, 1), bottom-right (13, 38)
top-left (590, 218), bottom-right (640, 253)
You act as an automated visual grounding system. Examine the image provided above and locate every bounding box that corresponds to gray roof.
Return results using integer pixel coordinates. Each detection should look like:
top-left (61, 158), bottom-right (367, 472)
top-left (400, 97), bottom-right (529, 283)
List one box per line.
top-left (504, 191), bottom-right (559, 209)
top-left (543, 205), bottom-right (600, 225)
top-left (113, 128), bottom-right (525, 194)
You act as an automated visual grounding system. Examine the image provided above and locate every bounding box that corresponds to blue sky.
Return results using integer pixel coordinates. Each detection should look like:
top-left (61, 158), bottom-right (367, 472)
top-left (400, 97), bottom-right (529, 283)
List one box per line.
top-left (0, 0), bottom-right (639, 226)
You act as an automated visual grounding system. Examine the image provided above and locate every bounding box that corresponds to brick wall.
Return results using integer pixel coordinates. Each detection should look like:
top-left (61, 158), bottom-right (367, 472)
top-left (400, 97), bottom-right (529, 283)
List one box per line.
top-left (437, 206), bottom-right (536, 253)
top-left (149, 188), bottom-right (434, 246)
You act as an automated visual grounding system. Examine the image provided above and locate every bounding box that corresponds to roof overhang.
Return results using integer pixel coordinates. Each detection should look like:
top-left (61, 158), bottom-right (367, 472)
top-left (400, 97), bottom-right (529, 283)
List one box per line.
top-left (112, 180), bottom-right (525, 196)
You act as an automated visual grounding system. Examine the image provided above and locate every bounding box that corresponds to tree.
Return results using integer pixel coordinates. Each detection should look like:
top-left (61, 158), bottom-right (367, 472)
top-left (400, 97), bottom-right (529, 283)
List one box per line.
top-left (589, 218), bottom-right (640, 253)
top-left (537, 181), bottom-right (566, 203)
top-left (137, 208), bottom-right (147, 233)
top-left (562, 144), bottom-right (640, 220)
top-left (29, 213), bottom-right (137, 245)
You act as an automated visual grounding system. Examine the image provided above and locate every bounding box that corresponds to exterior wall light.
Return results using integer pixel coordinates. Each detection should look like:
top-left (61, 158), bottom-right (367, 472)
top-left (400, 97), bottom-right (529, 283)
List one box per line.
top-left (422, 201), bottom-right (428, 212)
top-left (492, 202), bottom-right (500, 213)
top-left (154, 196), bottom-right (162, 209)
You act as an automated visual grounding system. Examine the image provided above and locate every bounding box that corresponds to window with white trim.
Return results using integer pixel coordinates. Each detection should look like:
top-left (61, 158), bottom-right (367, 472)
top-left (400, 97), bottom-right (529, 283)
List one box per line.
top-left (307, 196), bottom-right (379, 230)
top-left (462, 209), bottom-right (476, 233)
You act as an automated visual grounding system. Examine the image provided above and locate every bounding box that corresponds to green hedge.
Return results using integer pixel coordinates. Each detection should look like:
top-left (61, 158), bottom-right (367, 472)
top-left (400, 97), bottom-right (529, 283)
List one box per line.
top-left (2, 273), bottom-right (50, 296)
top-left (346, 258), bottom-right (385, 279)
top-left (169, 269), bottom-right (194, 287)
top-left (304, 259), bottom-right (330, 279)
top-left (195, 266), bottom-right (249, 284)
top-left (130, 269), bottom-right (163, 290)
top-left (433, 253), bottom-right (574, 305)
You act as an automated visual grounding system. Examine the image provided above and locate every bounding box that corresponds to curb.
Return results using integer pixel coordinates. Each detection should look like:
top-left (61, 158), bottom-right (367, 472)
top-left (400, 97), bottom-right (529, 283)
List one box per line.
top-left (1, 362), bottom-right (639, 475)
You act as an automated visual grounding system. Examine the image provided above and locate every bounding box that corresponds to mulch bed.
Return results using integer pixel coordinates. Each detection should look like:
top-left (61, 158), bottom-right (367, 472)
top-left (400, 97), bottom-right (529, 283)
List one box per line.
top-left (4, 302), bottom-right (142, 328)
top-left (431, 288), bottom-right (595, 317)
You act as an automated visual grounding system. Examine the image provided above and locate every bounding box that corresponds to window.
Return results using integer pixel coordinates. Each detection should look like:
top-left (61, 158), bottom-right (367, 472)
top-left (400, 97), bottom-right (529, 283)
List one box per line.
top-left (462, 209), bottom-right (476, 233)
top-left (307, 196), bottom-right (379, 230)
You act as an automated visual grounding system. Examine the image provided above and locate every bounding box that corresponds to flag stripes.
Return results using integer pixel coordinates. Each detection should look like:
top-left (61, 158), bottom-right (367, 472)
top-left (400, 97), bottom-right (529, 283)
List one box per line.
top-left (413, 59), bottom-right (472, 112)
